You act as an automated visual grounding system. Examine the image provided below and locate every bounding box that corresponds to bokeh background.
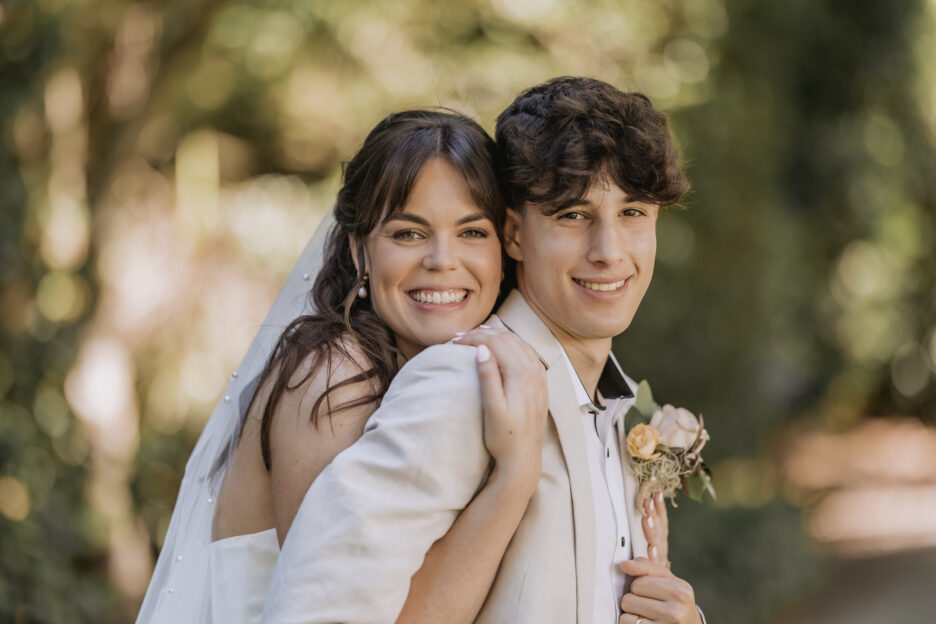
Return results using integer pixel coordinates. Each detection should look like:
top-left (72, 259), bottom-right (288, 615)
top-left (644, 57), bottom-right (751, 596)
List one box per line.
top-left (3, 0), bottom-right (936, 622)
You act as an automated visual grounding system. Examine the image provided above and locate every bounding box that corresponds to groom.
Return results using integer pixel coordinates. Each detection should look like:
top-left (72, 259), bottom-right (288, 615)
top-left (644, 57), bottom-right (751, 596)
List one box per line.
top-left (263, 77), bottom-right (703, 623)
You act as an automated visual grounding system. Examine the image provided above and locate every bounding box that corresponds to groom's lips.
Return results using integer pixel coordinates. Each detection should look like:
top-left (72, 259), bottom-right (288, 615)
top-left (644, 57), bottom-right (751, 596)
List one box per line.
top-left (572, 276), bottom-right (631, 300)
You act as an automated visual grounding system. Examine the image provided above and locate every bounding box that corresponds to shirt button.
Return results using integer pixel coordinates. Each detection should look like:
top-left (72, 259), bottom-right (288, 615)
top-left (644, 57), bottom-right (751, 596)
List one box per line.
top-left (176, 555), bottom-right (184, 561)
top-left (168, 587), bottom-right (174, 594)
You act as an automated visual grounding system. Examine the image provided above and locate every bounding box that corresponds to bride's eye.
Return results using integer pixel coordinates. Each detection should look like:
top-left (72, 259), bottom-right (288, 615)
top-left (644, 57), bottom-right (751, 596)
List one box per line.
top-left (392, 229), bottom-right (426, 240)
top-left (460, 228), bottom-right (489, 239)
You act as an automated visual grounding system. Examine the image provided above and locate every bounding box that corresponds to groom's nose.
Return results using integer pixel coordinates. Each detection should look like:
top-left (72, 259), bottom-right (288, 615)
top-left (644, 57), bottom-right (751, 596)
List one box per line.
top-left (586, 223), bottom-right (625, 267)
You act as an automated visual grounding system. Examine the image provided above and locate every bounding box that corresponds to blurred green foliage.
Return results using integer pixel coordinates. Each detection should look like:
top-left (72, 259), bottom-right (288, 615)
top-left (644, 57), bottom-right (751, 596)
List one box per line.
top-left (2, 0), bottom-right (935, 622)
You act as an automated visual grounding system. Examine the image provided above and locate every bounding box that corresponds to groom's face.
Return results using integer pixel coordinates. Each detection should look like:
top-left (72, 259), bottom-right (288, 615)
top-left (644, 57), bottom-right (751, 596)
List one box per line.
top-left (504, 177), bottom-right (658, 342)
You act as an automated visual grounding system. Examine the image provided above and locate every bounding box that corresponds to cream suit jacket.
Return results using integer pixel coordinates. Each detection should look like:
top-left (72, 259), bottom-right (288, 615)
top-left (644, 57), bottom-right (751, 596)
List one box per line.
top-left (262, 290), bottom-right (648, 624)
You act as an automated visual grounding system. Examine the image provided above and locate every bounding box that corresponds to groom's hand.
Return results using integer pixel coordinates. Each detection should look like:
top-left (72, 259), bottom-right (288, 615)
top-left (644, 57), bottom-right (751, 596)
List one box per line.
top-left (618, 558), bottom-right (702, 624)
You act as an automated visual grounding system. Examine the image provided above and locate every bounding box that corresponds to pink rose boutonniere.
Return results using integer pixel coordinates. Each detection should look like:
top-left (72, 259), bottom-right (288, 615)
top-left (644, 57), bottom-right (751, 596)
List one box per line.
top-left (624, 380), bottom-right (715, 508)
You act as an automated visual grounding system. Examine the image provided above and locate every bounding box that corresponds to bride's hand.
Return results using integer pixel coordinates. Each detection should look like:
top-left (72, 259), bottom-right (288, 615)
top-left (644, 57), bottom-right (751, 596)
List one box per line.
top-left (643, 491), bottom-right (669, 566)
top-left (453, 327), bottom-right (547, 494)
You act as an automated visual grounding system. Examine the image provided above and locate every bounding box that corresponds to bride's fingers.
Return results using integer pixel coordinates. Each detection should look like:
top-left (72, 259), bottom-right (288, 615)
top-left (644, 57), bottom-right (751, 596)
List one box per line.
top-left (453, 330), bottom-right (543, 385)
top-left (642, 494), bottom-right (669, 566)
top-left (470, 337), bottom-right (546, 479)
top-left (475, 344), bottom-right (507, 417)
top-left (656, 491), bottom-right (669, 535)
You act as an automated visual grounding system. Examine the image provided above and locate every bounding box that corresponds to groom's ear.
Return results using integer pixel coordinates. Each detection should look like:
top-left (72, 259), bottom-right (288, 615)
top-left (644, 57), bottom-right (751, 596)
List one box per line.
top-left (503, 208), bottom-right (524, 262)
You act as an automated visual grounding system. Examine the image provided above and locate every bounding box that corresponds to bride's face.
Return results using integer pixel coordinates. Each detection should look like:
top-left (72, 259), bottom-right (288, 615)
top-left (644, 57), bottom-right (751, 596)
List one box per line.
top-left (361, 158), bottom-right (502, 359)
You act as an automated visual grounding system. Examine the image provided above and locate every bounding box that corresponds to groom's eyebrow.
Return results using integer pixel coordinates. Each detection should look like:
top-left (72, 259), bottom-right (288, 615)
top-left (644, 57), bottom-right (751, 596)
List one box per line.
top-left (540, 194), bottom-right (638, 216)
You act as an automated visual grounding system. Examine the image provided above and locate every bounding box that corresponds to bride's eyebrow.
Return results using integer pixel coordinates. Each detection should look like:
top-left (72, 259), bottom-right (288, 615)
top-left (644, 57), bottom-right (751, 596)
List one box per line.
top-left (455, 213), bottom-right (489, 226)
top-left (382, 213), bottom-right (490, 226)
top-left (383, 213), bottom-right (429, 226)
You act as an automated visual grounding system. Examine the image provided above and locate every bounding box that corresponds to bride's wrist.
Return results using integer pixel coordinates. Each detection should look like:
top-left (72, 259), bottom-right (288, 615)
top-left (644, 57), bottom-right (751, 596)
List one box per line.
top-left (488, 459), bottom-right (541, 498)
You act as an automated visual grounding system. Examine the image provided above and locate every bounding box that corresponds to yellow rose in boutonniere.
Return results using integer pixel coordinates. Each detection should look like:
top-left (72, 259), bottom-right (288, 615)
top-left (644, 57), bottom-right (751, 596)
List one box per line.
top-left (624, 380), bottom-right (716, 508)
top-left (626, 423), bottom-right (662, 460)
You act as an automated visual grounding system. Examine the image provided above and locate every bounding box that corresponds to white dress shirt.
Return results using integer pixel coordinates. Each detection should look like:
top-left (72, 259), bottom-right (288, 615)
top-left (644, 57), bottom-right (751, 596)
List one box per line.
top-left (559, 347), bottom-right (635, 623)
top-left (559, 345), bottom-right (707, 624)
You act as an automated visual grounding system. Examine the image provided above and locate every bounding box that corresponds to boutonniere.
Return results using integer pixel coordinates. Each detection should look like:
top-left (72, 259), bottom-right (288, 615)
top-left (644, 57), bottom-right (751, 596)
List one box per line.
top-left (624, 380), bottom-right (715, 508)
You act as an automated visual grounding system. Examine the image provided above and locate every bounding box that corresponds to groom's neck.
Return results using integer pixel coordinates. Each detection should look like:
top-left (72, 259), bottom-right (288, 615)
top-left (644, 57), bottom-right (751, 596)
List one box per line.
top-left (557, 336), bottom-right (612, 401)
top-left (518, 286), bottom-right (612, 400)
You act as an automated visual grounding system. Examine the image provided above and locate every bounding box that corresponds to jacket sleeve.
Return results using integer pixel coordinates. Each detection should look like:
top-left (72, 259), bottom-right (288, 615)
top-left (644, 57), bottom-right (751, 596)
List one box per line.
top-left (261, 343), bottom-right (490, 624)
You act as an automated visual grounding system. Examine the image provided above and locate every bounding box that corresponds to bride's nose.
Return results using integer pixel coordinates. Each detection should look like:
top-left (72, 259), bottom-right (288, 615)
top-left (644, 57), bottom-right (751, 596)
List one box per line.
top-left (421, 236), bottom-right (458, 271)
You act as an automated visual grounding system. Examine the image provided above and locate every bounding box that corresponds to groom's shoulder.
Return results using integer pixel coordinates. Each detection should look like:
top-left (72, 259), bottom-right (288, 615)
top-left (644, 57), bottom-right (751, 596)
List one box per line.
top-left (399, 341), bottom-right (479, 379)
top-left (378, 342), bottom-right (483, 425)
top-left (383, 342), bottom-right (480, 398)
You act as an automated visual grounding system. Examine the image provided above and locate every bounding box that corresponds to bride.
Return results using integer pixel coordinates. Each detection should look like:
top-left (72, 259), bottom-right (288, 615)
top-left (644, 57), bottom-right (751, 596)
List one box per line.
top-left (136, 109), bottom-right (669, 623)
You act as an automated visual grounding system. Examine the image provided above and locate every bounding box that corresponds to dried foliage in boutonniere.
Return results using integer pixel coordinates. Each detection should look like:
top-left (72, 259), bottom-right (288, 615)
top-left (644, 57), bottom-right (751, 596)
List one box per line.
top-left (624, 380), bottom-right (715, 509)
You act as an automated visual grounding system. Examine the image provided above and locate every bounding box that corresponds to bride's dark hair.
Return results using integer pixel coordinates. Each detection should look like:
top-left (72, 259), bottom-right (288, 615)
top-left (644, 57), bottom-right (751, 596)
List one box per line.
top-left (251, 110), bottom-right (503, 470)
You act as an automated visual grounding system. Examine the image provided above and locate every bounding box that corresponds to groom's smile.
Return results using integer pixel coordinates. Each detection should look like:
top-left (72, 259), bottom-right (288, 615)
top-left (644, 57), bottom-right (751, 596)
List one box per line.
top-left (571, 276), bottom-right (632, 298)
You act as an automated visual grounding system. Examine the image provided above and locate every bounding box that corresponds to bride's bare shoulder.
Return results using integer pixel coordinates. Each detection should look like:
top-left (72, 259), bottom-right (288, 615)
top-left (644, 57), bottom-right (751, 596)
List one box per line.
top-left (265, 335), bottom-right (379, 537)
top-left (290, 335), bottom-right (378, 414)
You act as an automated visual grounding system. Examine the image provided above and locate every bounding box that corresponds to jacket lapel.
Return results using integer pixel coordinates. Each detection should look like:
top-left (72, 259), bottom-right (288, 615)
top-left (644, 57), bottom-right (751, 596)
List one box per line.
top-left (492, 291), bottom-right (596, 623)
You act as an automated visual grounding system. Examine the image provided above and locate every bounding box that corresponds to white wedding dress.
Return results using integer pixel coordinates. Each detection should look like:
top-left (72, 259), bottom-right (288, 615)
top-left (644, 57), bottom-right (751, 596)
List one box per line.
top-left (208, 529), bottom-right (280, 623)
top-left (135, 213), bottom-right (332, 624)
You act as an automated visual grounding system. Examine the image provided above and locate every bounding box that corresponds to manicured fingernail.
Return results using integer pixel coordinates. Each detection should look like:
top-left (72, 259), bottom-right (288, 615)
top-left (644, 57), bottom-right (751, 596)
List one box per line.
top-left (479, 324), bottom-right (492, 329)
top-left (651, 546), bottom-right (658, 559)
top-left (647, 515), bottom-right (655, 529)
top-left (453, 331), bottom-right (465, 339)
top-left (648, 498), bottom-right (655, 512)
top-left (476, 344), bottom-right (490, 363)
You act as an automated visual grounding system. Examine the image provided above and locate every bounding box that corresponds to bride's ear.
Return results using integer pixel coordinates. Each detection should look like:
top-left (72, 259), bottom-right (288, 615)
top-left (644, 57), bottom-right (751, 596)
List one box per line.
top-left (503, 208), bottom-right (524, 262)
top-left (348, 234), bottom-right (366, 274)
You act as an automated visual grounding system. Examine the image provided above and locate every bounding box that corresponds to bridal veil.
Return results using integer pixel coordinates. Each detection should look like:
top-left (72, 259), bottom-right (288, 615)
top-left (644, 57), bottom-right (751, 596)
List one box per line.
top-left (135, 211), bottom-right (334, 623)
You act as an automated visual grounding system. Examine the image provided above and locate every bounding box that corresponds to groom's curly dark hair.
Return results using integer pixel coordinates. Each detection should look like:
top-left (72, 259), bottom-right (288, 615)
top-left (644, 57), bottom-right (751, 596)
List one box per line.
top-left (495, 77), bottom-right (690, 212)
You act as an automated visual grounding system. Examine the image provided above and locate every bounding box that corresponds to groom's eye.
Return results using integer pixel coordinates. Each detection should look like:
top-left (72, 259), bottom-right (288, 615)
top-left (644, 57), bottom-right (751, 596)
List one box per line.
top-left (559, 211), bottom-right (586, 221)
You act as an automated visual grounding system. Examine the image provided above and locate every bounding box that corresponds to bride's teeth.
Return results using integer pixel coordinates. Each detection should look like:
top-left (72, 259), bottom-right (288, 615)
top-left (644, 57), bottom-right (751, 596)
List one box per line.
top-left (409, 289), bottom-right (468, 304)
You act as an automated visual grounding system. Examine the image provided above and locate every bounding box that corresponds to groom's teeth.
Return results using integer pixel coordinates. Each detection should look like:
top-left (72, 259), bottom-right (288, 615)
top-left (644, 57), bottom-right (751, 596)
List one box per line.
top-left (409, 289), bottom-right (468, 304)
top-left (574, 278), bottom-right (627, 292)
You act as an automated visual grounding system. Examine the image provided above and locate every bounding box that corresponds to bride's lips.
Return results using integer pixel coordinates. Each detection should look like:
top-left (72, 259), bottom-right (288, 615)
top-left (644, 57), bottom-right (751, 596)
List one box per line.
top-left (572, 276), bottom-right (631, 300)
top-left (406, 287), bottom-right (471, 310)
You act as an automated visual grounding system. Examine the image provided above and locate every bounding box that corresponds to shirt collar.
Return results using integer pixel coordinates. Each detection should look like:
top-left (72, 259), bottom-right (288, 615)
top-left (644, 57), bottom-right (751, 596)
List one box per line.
top-left (558, 343), bottom-right (635, 411)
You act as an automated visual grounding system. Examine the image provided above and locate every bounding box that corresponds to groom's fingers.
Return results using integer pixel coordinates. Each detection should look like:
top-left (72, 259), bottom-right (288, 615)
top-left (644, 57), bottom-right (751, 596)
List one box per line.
top-left (620, 558), bottom-right (674, 579)
top-left (620, 559), bottom-right (699, 623)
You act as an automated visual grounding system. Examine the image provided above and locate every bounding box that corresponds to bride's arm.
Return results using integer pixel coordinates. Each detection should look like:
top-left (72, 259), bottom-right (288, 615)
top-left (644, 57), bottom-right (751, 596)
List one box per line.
top-left (396, 330), bottom-right (547, 624)
top-left (268, 347), bottom-right (377, 544)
